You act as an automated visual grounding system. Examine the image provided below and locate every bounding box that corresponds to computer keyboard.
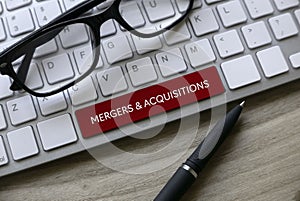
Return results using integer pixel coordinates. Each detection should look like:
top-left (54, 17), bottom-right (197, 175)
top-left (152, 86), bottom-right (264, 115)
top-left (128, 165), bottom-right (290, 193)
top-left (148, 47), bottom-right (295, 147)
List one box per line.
top-left (0, 0), bottom-right (300, 177)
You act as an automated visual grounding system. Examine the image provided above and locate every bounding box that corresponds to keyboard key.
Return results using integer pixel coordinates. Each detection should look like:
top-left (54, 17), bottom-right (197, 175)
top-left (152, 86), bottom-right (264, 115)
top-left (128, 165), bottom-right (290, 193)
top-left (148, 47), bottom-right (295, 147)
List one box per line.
top-left (100, 20), bottom-right (117, 38)
top-left (34, 39), bottom-right (58, 58)
top-left (0, 136), bottom-right (8, 166)
top-left (63, 0), bottom-right (85, 10)
top-left (97, 67), bottom-right (128, 96)
top-left (185, 39), bottom-right (216, 68)
top-left (156, 48), bottom-right (187, 77)
top-left (102, 35), bottom-right (133, 64)
top-left (34, 0), bottom-right (62, 27)
top-left (164, 22), bottom-right (191, 45)
top-left (5, 0), bottom-right (32, 11)
top-left (119, 1), bottom-right (145, 29)
top-left (289, 52), bottom-right (300, 68)
top-left (6, 9), bottom-right (35, 37)
top-left (0, 105), bottom-right (7, 130)
top-left (59, 24), bottom-right (89, 49)
top-left (221, 55), bottom-right (261, 89)
top-left (21, 63), bottom-right (43, 90)
top-left (143, 0), bottom-right (175, 22)
top-left (274, 0), bottom-right (299, 11)
top-left (76, 67), bottom-right (225, 138)
top-left (241, 21), bottom-right (272, 49)
top-left (0, 75), bottom-right (13, 100)
top-left (42, 53), bottom-right (74, 84)
top-left (176, 0), bottom-right (202, 13)
top-left (37, 92), bottom-right (67, 116)
top-left (126, 57), bottom-right (158, 87)
top-left (257, 46), bottom-right (289, 78)
top-left (217, 0), bottom-right (247, 27)
top-left (37, 114), bottom-right (77, 151)
top-left (295, 9), bottom-right (300, 24)
top-left (74, 45), bottom-right (94, 74)
top-left (7, 95), bottom-right (37, 126)
top-left (269, 13), bottom-right (298, 40)
top-left (0, 19), bottom-right (6, 41)
top-left (189, 8), bottom-right (219, 37)
top-left (7, 126), bottom-right (39, 160)
top-left (214, 30), bottom-right (244, 58)
top-left (244, 0), bottom-right (274, 19)
top-left (132, 34), bottom-right (162, 55)
top-left (68, 76), bottom-right (98, 106)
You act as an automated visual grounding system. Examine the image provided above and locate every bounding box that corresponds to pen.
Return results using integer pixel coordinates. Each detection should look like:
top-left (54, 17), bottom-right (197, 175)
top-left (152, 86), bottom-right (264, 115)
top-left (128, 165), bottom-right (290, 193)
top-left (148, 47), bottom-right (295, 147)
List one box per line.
top-left (154, 101), bottom-right (245, 201)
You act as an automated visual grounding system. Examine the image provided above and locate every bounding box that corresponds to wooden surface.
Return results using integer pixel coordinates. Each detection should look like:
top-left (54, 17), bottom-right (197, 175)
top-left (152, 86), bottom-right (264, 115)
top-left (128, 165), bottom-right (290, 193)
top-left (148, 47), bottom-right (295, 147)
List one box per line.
top-left (1, 80), bottom-right (300, 201)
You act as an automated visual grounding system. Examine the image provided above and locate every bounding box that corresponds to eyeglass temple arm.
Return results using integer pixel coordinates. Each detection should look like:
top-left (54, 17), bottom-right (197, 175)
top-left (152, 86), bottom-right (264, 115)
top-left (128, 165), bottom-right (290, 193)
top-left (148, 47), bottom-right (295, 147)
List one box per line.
top-left (10, 49), bottom-right (34, 91)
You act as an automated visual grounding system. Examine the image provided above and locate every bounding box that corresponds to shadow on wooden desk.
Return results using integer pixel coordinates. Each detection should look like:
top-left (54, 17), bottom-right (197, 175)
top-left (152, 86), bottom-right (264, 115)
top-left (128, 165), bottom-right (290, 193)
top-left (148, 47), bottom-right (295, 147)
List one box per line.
top-left (1, 80), bottom-right (300, 201)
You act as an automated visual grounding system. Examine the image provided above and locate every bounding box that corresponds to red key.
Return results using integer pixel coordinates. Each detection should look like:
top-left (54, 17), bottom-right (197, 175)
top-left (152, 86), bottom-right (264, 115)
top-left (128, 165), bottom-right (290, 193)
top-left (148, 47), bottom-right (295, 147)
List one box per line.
top-left (76, 67), bottom-right (225, 138)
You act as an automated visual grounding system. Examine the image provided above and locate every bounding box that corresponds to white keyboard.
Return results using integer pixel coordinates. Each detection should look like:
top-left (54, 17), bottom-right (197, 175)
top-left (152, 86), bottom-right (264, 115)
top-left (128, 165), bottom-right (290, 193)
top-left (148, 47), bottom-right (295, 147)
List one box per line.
top-left (1, 0), bottom-right (300, 176)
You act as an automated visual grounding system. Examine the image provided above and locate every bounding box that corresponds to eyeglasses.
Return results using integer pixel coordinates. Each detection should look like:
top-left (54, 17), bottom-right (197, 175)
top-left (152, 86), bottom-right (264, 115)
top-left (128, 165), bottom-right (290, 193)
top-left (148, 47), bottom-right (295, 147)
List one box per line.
top-left (0, 0), bottom-right (194, 97)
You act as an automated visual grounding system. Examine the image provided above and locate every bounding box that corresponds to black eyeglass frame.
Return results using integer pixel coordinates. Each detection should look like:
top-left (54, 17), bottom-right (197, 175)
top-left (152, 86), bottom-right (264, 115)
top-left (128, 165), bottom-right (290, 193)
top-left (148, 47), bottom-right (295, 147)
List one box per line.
top-left (0, 0), bottom-right (194, 97)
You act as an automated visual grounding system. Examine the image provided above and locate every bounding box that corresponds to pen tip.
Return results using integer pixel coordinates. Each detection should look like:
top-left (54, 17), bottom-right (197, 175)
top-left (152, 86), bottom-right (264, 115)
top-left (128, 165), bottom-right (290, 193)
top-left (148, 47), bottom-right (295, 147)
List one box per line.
top-left (240, 101), bottom-right (245, 107)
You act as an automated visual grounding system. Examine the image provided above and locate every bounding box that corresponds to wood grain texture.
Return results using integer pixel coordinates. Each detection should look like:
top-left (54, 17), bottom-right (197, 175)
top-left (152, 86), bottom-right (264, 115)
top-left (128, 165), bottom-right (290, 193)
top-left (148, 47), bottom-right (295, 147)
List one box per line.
top-left (1, 80), bottom-right (300, 201)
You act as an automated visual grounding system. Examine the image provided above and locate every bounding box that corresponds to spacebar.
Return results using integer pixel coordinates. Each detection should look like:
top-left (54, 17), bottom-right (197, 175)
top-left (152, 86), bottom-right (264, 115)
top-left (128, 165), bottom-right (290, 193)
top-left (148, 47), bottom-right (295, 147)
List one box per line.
top-left (76, 67), bottom-right (225, 138)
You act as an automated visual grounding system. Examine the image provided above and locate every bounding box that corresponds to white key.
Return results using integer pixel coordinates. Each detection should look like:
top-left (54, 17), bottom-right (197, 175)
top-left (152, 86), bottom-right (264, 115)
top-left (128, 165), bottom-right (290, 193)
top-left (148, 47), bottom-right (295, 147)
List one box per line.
top-left (269, 13), bottom-right (298, 40)
top-left (164, 22), bottom-right (191, 45)
top-left (217, 0), bottom-right (247, 27)
top-left (102, 35), bottom-right (133, 64)
top-left (37, 114), bottom-right (77, 151)
top-left (34, 0), bottom-right (62, 27)
top-left (0, 105), bottom-right (7, 130)
top-left (0, 137), bottom-right (8, 166)
top-left (241, 21), bottom-right (272, 49)
top-left (156, 48), bottom-right (187, 77)
top-left (101, 20), bottom-right (117, 38)
top-left (42, 53), bottom-right (74, 84)
top-left (37, 92), bottom-right (67, 116)
top-left (295, 9), bottom-right (300, 24)
top-left (143, 0), bottom-right (175, 22)
top-left (7, 95), bottom-right (37, 126)
top-left (205, 0), bottom-right (222, 4)
top-left (59, 24), bottom-right (89, 49)
top-left (132, 34), bottom-right (162, 55)
top-left (126, 57), bottom-right (158, 87)
top-left (176, 0), bottom-right (202, 12)
top-left (6, 9), bottom-right (35, 37)
top-left (15, 63), bottom-right (43, 90)
top-left (185, 39), bottom-right (216, 68)
top-left (74, 45), bottom-right (94, 74)
top-left (119, 2), bottom-right (145, 29)
top-left (7, 126), bottom-right (39, 160)
top-left (63, 0), bottom-right (84, 10)
top-left (74, 46), bottom-right (103, 72)
top-left (289, 52), bottom-right (300, 68)
top-left (97, 67), bottom-right (128, 96)
top-left (244, 0), bottom-right (274, 19)
top-left (274, 0), bottom-right (299, 11)
top-left (5, 0), bottom-right (32, 11)
top-left (221, 55), bottom-right (261, 89)
top-left (68, 77), bottom-right (98, 106)
top-left (0, 19), bottom-right (6, 41)
top-left (257, 46), bottom-right (289, 78)
top-left (189, 8), bottom-right (219, 36)
top-left (0, 75), bottom-right (13, 99)
top-left (34, 39), bottom-right (58, 58)
top-left (214, 30), bottom-right (244, 58)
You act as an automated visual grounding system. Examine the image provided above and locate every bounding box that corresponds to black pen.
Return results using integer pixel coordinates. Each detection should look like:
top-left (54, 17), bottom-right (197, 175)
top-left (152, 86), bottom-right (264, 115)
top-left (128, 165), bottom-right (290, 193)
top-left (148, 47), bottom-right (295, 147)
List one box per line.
top-left (154, 101), bottom-right (245, 201)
